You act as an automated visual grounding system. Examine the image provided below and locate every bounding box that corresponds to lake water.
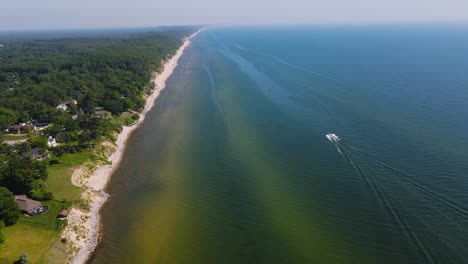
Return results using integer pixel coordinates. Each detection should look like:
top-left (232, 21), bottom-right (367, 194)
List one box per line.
top-left (90, 25), bottom-right (468, 263)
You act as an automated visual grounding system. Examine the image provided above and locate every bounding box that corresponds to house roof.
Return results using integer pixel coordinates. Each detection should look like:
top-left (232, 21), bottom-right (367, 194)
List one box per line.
top-left (31, 148), bottom-right (41, 156)
top-left (59, 210), bottom-right (68, 215)
top-left (14, 195), bottom-right (41, 212)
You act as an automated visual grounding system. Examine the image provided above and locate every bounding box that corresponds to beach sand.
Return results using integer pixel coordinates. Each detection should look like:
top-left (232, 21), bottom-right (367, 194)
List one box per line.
top-left (62, 29), bottom-right (204, 264)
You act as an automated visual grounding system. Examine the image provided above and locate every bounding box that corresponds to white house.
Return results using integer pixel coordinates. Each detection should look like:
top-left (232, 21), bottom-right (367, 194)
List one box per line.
top-left (56, 104), bottom-right (68, 111)
top-left (56, 99), bottom-right (77, 111)
top-left (47, 136), bottom-right (57, 147)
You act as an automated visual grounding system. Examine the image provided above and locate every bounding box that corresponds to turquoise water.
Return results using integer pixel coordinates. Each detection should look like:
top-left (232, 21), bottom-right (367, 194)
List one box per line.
top-left (90, 26), bottom-right (468, 263)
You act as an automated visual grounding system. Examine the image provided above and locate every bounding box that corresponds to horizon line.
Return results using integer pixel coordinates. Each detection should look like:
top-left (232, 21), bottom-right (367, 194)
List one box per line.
top-left (1, 20), bottom-right (468, 33)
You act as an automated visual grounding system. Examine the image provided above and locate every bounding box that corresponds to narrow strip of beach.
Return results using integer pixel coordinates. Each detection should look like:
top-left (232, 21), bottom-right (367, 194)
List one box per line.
top-left (62, 29), bottom-right (204, 264)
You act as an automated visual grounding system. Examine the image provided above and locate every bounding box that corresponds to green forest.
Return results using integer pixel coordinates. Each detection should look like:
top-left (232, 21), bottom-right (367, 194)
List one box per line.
top-left (0, 26), bottom-right (197, 255)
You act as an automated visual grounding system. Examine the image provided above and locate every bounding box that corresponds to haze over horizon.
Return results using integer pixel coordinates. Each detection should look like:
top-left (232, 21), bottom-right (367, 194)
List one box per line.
top-left (2, 0), bottom-right (468, 31)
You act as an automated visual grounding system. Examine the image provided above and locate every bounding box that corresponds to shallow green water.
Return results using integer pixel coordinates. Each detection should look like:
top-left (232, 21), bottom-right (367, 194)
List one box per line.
top-left (90, 26), bottom-right (468, 263)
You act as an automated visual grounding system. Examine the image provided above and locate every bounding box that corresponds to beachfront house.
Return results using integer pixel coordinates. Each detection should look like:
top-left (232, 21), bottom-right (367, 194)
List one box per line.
top-left (14, 195), bottom-right (43, 215)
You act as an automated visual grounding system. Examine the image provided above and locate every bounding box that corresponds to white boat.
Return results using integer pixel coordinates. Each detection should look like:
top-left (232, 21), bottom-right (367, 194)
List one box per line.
top-left (326, 133), bottom-right (340, 142)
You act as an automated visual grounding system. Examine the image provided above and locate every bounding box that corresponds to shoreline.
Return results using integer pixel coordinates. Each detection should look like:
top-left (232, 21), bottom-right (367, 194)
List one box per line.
top-left (63, 29), bottom-right (204, 264)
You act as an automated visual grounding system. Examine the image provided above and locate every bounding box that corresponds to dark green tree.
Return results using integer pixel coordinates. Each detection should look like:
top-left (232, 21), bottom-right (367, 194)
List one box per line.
top-left (1, 157), bottom-right (48, 198)
top-left (0, 187), bottom-right (20, 226)
top-left (0, 108), bottom-right (17, 131)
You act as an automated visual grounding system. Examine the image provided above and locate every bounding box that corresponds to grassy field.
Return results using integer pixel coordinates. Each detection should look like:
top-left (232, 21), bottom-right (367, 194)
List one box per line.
top-left (0, 201), bottom-right (70, 264)
top-left (1, 134), bottom-right (29, 141)
top-left (117, 111), bottom-right (137, 126)
top-left (47, 152), bottom-right (95, 201)
top-left (0, 151), bottom-right (95, 263)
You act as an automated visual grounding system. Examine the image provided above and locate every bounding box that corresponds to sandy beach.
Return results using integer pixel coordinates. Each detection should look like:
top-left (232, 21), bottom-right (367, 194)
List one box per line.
top-left (62, 29), bottom-right (204, 264)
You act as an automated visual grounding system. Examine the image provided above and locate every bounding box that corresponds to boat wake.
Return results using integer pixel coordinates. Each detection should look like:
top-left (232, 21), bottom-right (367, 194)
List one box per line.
top-left (326, 133), bottom-right (468, 262)
top-left (234, 44), bottom-right (341, 83)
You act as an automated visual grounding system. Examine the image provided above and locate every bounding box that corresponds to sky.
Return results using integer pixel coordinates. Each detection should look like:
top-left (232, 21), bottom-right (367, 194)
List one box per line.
top-left (1, 0), bottom-right (468, 30)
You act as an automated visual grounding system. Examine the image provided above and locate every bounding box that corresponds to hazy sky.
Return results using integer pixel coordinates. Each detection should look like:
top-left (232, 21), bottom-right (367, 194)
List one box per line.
top-left (2, 0), bottom-right (468, 30)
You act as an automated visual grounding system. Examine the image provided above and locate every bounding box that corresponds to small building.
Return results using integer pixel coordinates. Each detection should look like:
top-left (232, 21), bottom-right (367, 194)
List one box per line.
top-left (8, 122), bottom-right (36, 134)
top-left (57, 104), bottom-right (68, 111)
top-left (66, 100), bottom-right (77, 107)
top-left (31, 148), bottom-right (45, 160)
top-left (21, 122), bottom-right (36, 132)
top-left (94, 107), bottom-right (108, 118)
top-left (7, 125), bottom-right (22, 134)
top-left (58, 210), bottom-right (68, 219)
top-left (47, 136), bottom-right (57, 147)
top-left (57, 100), bottom-right (77, 111)
top-left (14, 195), bottom-right (42, 215)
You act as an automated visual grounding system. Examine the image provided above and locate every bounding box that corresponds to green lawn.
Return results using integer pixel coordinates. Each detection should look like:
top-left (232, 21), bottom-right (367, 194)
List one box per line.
top-left (0, 151), bottom-right (95, 263)
top-left (47, 151), bottom-right (95, 201)
top-left (0, 201), bottom-right (70, 264)
top-left (1, 134), bottom-right (29, 141)
top-left (117, 111), bottom-right (137, 126)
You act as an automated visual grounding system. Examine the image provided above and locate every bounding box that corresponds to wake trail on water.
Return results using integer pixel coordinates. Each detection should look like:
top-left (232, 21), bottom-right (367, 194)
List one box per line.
top-left (340, 146), bottom-right (436, 263)
top-left (234, 44), bottom-right (342, 84)
top-left (328, 136), bottom-right (468, 261)
top-left (338, 141), bottom-right (468, 220)
top-left (231, 44), bottom-right (348, 130)
top-left (204, 64), bottom-right (225, 117)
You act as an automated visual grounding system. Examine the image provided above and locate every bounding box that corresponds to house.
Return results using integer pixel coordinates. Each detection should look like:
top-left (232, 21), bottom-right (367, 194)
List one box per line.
top-left (7, 125), bottom-right (22, 134)
top-left (66, 100), bottom-right (77, 107)
top-left (47, 136), bottom-right (57, 147)
top-left (31, 148), bottom-right (45, 160)
top-left (56, 104), bottom-right (68, 111)
top-left (94, 107), bottom-right (107, 118)
top-left (19, 122), bottom-right (36, 132)
top-left (14, 195), bottom-right (43, 215)
top-left (58, 210), bottom-right (68, 219)
top-left (8, 123), bottom-right (36, 134)
top-left (57, 100), bottom-right (77, 111)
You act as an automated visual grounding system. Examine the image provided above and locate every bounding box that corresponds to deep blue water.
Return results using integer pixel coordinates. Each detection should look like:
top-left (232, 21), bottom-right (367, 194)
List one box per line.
top-left (92, 25), bottom-right (468, 263)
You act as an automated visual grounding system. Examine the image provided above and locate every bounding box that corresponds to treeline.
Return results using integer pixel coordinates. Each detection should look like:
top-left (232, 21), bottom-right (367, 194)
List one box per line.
top-left (0, 26), bottom-right (197, 126)
top-left (0, 26), bottom-right (198, 246)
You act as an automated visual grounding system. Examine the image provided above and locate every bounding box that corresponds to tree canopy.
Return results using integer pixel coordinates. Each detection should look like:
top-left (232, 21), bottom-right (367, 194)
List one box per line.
top-left (0, 187), bottom-right (20, 226)
top-left (0, 27), bottom-right (197, 124)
